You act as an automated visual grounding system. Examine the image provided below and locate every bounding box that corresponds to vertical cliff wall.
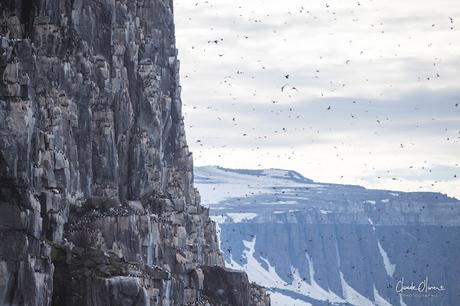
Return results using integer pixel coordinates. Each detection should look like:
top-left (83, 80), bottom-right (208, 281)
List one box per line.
top-left (0, 1), bottom-right (269, 305)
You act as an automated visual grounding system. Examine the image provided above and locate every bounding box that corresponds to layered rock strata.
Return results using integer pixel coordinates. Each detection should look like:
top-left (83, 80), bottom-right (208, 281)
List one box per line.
top-left (0, 1), bottom-right (270, 305)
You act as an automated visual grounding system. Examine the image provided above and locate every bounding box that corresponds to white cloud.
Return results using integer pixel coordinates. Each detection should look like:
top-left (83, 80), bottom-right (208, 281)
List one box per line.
top-left (175, 0), bottom-right (460, 199)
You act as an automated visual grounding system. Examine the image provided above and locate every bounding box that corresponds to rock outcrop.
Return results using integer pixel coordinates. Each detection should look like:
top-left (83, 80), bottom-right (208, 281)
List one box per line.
top-left (0, 1), bottom-right (269, 305)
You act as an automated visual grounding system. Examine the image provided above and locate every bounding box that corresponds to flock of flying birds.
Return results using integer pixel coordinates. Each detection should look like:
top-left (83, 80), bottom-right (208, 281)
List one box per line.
top-left (177, 0), bottom-right (459, 189)
top-left (175, 2), bottom-right (460, 298)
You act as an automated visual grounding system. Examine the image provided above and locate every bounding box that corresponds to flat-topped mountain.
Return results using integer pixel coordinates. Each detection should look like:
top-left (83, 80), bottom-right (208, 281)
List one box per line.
top-left (195, 166), bottom-right (460, 306)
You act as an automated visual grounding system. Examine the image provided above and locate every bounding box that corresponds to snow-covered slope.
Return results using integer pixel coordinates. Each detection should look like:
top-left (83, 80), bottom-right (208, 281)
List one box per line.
top-left (195, 166), bottom-right (313, 206)
top-left (195, 166), bottom-right (460, 306)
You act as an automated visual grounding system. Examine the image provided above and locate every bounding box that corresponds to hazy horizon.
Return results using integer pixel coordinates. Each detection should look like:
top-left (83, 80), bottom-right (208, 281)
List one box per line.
top-left (195, 164), bottom-right (459, 200)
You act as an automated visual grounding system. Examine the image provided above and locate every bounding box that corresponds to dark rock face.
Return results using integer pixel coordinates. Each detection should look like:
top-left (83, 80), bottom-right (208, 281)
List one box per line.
top-left (0, 1), bottom-right (269, 305)
top-left (202, 266), bottom-right (270, 306)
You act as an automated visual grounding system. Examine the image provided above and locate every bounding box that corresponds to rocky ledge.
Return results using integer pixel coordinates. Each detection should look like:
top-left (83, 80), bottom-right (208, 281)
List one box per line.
top-left (0, 0), bottom-right (270, 305)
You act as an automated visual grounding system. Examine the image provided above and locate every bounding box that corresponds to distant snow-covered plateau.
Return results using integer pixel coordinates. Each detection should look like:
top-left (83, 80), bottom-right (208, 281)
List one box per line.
top-left (195, 166), bottom-right (460, 306)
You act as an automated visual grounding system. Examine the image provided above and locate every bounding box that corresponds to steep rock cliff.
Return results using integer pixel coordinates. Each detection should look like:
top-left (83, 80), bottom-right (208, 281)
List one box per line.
top-left (0, 1), bottom-right (270, 305)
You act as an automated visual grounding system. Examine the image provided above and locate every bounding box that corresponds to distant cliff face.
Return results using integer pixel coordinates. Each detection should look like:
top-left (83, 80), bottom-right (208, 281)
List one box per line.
top-left (195, 166), bottom-right (460, 306)
top-left (0, 1), bottom-right (269, 305)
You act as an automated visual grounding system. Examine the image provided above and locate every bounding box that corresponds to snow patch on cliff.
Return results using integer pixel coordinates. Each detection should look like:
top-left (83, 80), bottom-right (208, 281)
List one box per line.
top-left (377, 241), bottom-right (396, 277)
top-left (373, 285), bottom-right (393, 306)
top-left (298, 253), bottom-right (345, 303)
top-left (226, 238), bottom-right (286, 288)
top-left (369, 218), bottom-right (396, 277)
top-left (228, 238), bottom-right (346, 305)
top-left (340, 272), bottom-right (375, 306)
top-left (270, 292), bottom-right (312, 306)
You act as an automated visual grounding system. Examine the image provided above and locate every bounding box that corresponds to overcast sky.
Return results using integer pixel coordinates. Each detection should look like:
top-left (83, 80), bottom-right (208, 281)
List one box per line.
top-left (174, 0), bottom-right (460, 199)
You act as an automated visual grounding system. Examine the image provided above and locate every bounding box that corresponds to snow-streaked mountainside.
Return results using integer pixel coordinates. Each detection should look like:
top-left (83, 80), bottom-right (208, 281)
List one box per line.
top-left (194, 166), bottom-right (460, 306)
